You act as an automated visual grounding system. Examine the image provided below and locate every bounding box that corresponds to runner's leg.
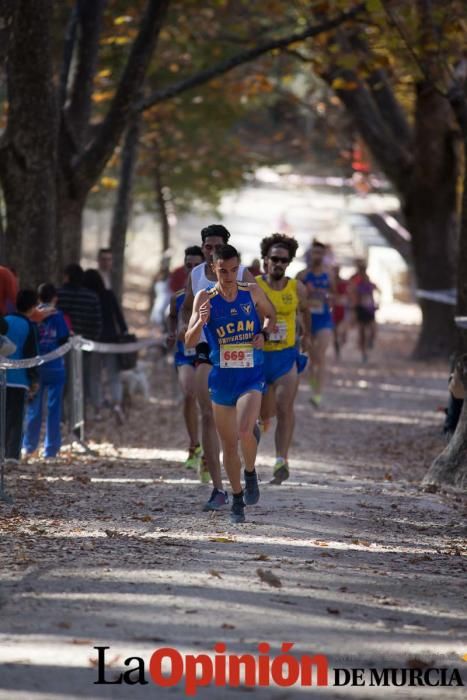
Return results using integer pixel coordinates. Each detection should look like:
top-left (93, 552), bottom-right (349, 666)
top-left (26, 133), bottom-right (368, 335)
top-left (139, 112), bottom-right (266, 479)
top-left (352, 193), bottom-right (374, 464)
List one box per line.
top-left (178, 364), bottom-right (198, 447)
top-left (195, 363), bottom-right (222, 490)
top-left (236, 390), bottom-right (262, 471)
top-left (274, 365), bottom-right (298, 462)
top-left (313, 328), bottom-right (332, 397)
top-left (212, 402), bottom-right (242, 492)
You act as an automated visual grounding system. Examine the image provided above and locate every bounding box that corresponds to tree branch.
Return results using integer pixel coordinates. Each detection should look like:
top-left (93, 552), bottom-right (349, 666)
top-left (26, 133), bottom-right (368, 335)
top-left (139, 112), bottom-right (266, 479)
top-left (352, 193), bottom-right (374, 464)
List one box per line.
top-left (324, 68), bottom-right (413, 193)
top-left (75, 0), bottom-right (170, 195)
top-left (59, 2), bottom-right (79, 109)
top-left (64, 0), bottom-right (105, 150)
top-left (366, 68), bottom-right (413, 149)
top-left (137, 3), bottom-right (366, 111)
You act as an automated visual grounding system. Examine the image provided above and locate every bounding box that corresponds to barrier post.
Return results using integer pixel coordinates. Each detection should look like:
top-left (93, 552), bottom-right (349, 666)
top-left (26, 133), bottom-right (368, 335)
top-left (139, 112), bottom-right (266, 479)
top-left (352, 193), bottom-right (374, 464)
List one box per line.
top-left (70, 338), bottom-right (85, 445)
top-left (0, 367), bottom-right (12, 503)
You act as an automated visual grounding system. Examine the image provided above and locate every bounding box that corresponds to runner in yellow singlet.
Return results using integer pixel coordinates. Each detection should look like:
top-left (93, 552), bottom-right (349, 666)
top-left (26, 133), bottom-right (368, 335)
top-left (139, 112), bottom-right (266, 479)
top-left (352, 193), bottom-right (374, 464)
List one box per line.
top-left (256, 234), bottom-right (310, 485)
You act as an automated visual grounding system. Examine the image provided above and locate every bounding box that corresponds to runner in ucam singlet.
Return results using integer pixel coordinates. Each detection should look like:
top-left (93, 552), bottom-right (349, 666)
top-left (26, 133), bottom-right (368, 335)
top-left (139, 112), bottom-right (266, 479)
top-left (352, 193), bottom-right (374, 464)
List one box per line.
top-left (180, 225), bottom-right (256, 511)
top-left (255, 233), bottom-right (310, 485)
top-left (297, 240), bottom-right (336, 408)
top-left (185, 244), bottom-right (276, 524)
top-left (167, 246), bottom-right (204, 471)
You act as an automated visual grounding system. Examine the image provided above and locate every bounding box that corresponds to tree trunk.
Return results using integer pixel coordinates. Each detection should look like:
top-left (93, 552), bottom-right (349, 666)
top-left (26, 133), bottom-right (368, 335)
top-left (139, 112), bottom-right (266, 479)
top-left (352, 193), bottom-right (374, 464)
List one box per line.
top-left (154, 158), bottom-right (170, 252)
top-left (110, 115), bottom-right (141, 303)
top-left (56, 185), bottom-right (85, 273)
top-left (422, 355), bottom-right (467, 489)
top-left (0, 0), bottom-right (58, 287)
top-left (422, 86), bottom-right (467, 488)
top-left (403, 83), bottom-right (459, 359)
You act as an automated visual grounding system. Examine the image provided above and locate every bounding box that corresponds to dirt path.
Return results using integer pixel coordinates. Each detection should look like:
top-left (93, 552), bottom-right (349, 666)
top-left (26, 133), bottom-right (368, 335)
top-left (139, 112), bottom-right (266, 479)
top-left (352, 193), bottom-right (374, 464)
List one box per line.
top-left (0, 323), bottom-right (465, 699)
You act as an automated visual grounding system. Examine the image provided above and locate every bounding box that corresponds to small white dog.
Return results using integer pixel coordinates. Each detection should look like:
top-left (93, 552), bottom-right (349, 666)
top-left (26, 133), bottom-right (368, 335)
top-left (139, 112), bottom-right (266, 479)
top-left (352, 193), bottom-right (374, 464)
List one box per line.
top-left (120, 361), bottom-right (151, 408)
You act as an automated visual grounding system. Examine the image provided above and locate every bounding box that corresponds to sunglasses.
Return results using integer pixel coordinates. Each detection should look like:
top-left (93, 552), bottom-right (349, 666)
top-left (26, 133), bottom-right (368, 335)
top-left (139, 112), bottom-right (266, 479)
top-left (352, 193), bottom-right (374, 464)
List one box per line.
top-left (269, 255), bottom-right (290, 264)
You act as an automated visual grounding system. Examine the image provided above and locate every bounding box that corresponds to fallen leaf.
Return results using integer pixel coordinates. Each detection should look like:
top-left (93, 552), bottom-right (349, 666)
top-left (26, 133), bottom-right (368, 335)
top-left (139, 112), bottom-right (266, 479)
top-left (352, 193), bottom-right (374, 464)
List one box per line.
top-left (208, 569), bottom-right (223, 579)
top-left (221, 623), bottom-right (235, 629)
top-left (326, 607), bottom-right (340, 615)
top-left (256, 568), bottom-right (282, 588)
top-left (253, 553), bottom-right (269, 561)
top-left (406, 657), bottom-right (433, 669)
top-left (209, 537), bottom-right (235, 544)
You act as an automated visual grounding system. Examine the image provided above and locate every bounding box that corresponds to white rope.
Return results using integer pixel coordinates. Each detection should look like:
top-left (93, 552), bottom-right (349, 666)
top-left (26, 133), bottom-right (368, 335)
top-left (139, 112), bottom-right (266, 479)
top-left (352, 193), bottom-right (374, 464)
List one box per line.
top-left (0, 335), bottom-right (163, 369)
top-left (416, 289), bottom-right (457, 305)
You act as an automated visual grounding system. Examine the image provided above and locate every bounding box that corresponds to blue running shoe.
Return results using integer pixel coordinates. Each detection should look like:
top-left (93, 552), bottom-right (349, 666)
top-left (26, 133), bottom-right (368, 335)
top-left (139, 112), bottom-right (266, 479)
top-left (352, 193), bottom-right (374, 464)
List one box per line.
top-left (230, 493), bottom-right (246, 523)
top-left (244, 469), bottom-right (260, 505)
top-left (203, 488), bottom-right (229, 512)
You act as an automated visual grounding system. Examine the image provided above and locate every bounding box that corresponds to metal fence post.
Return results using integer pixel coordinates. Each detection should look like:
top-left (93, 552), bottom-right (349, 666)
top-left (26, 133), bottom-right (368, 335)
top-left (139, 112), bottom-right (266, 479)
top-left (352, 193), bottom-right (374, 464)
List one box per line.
top-left (70, 338), bottom-right (85, 444)
top-left (0, 367), bottom-right (12, 503)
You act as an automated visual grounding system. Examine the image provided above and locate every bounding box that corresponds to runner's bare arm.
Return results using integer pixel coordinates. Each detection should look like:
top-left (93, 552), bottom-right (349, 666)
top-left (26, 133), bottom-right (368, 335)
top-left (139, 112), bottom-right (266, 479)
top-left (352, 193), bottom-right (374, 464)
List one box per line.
top-left (185, 290), bottom-right (209, 348)
top-left (297, 280), bottom-right (312, 340)
top-left (250, 283), bottom-right (276, 334)
top-left (167, 295), bottom-right (177, 348)
top-left (242, 268), bottom-right (256, 283)
top-left (179, 273), bottom-right (194, 338)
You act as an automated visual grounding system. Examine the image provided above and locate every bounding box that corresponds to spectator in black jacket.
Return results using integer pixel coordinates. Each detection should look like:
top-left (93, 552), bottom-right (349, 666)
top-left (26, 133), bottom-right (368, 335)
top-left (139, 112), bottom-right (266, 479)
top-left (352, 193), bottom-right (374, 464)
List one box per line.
top-left (57, 264), bottom-right (102, 420)
top-left (83, 269), bottom-right (128, 424)
top-left (4, 290), bottom-right (39, 460)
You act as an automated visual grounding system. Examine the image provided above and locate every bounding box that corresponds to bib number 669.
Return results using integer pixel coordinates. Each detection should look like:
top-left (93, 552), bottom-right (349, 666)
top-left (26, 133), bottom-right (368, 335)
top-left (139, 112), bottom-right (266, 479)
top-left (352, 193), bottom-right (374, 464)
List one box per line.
top-left (224, 350), bottom-right (244, 362)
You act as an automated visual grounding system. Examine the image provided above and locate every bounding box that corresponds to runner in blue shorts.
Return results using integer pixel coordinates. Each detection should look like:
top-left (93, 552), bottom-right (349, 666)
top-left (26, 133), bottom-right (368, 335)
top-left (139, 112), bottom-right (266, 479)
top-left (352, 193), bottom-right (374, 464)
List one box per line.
top-left (167, 246), bottom-right (204, 471)
top-left (185, 244), bottom-right (276, 523)
top-left (256, 233), bottom-right (311, 485)
top-left (297, 240), bottom-right (336, 407)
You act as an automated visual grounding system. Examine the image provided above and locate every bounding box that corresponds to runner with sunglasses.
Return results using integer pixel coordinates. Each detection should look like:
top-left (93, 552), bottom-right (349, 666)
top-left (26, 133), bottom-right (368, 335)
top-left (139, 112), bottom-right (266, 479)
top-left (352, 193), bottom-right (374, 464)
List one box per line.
top-left (185, 244), bottom-right (276, 523)
top-left (180, 225), bottom-right (256, 511)
top-left (256, 234), bottom-right (310, 485)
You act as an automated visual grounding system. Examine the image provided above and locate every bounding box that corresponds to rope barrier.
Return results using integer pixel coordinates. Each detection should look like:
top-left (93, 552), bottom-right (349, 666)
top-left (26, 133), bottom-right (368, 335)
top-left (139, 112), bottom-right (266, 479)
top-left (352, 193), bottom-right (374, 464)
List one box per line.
top-left (0, 334), bottom-right (163, 502)
top-left (416, 289), bottom-right (457, 306)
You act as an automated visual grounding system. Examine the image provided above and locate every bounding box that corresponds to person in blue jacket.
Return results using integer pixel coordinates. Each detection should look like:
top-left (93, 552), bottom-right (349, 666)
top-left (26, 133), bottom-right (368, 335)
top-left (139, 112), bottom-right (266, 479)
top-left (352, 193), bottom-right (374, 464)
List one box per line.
top-left (4, 290), bottom-right (39, 460)
top-left (23, 284), bottom-right (70, 459)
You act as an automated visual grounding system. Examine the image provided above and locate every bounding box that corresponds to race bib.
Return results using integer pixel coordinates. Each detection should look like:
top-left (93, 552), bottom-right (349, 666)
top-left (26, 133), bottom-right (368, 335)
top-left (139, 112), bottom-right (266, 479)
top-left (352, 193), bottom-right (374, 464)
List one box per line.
top-left (220, 343), bottom-right (254, 368)
top-left (184, 346), bottom-right (196, 357)
top-left (269, 321), bottom-right (287, 342)
top-left (310, 300), bottom-right (324, 314)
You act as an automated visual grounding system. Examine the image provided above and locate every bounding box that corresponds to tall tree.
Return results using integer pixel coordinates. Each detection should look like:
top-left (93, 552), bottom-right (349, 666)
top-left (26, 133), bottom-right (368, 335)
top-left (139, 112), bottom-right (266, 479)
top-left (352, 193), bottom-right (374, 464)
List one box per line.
top-left (422, 63), bottom-right (467, 488)
top-left (0, 0), bottom-right (363, 286)
top-left (315, 0), bottom-right (463, 358)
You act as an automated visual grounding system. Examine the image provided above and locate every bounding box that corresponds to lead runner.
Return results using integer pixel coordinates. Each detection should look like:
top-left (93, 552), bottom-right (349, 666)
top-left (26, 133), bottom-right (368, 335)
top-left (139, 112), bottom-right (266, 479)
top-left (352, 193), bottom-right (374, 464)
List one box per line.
top-left (185, 244), bottom-right (276, 524)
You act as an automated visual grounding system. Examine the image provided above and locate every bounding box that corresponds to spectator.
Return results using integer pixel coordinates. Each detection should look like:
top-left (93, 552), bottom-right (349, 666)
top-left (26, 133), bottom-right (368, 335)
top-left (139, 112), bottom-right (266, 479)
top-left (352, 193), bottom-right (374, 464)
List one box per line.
top-left (83, 269), bottom-right (128, 423)
top-left (150, 259), bottom-right (171, 334)
top-left (4, 290), bottom-right (39, 460)
top-left (23, 284), bottom-right (70, 458)
top-left (97, 248), bottom-right (113, 290)
top-left (0, 266), bottom-right (18, 315)
top-left (57, 264), bottom-right (102, 340)
top-left (57, 264), bottom-right (102, 420)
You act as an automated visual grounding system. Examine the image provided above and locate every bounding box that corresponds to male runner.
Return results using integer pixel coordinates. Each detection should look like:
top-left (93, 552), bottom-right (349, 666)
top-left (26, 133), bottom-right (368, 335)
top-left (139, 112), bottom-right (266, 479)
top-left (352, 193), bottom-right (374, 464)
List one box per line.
top-left (181, 225), bottom-right (256, 511)
top-left (297, 240), bottom-right (336, 407)
top-left (167, 246), bottom-right (204, 471)
top-left (185, 244), bottom-right (276, 523)
top-left (256, 234), bottom-right (310, 485)
top-left (349, 259), bottom-right (378, 363)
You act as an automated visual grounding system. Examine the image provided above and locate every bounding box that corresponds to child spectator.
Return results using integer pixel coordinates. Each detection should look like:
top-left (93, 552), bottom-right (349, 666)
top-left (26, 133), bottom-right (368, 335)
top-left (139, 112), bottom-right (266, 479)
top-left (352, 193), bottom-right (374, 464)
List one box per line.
top-left (4, 290), bottom-right (39, 460)
top-left (23, 284), bottom-right (70, 458)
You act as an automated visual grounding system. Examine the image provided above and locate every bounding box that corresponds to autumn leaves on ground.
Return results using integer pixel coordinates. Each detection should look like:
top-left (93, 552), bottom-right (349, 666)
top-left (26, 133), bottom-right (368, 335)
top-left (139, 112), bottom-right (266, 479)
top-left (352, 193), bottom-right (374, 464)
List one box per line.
top-left (0, 319), bottom-right (466, 699)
